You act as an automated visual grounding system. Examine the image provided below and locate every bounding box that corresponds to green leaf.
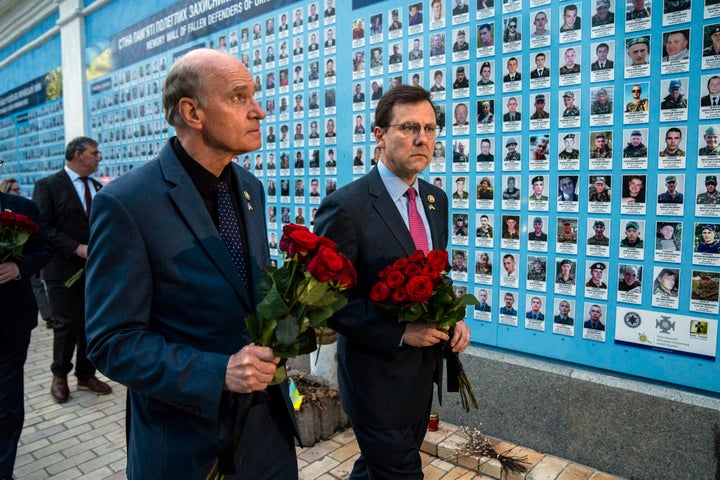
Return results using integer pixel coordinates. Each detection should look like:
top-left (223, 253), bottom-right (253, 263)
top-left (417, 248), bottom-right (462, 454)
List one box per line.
top-left (307, 306), bottom-right (334, 328)
top-left (460, 293), bottom-right (479, 305)
top-left (245, 313), bottom-right (262, 343)
top-left (276, 314), bottom-right (300, 345)
top-left (296, 327), bottom-right (318, 355)
top-left (260, 317), bottom-right (278, 346)
top-left (256, 268), bottom-right (276, 299)
top-left (296, 277), bottom-right (330, 305)
top-left (273, 266), bottom-right (294, 293)
top-left (257, 285), bottom-right (289, 319)
top-left (273, 343), bottom-right (300, 358)
top-left (63, 268), bottom-right (85, 288)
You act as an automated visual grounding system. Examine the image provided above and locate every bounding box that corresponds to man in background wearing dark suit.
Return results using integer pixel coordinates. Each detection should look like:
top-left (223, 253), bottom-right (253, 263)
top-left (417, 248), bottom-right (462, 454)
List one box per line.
top-left (33, 137), bottom-right (112, 403)
top-left (314, 86), bottom-right (472, 478)
top-left (85, 49), bottom-right (298, 479)
top-left (0, 187), bottom-right (52, 480)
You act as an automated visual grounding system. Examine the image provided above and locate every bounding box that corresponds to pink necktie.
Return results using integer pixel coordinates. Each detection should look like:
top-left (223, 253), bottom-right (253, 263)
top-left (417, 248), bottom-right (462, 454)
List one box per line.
top-left (406, 187), bottom-right (429, 254)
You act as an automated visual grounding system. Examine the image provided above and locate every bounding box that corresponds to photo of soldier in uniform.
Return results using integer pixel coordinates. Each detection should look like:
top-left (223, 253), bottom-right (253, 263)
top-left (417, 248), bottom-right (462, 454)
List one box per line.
top-left (558, 133), bottom-right (580, 162)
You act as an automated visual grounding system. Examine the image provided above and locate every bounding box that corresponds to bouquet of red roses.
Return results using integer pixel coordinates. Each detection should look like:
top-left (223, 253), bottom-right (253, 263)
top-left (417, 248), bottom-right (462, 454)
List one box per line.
top-left (246, 223), bottom-right (357, 384)
top-left (370, 249), bottom-right (479, 412)
top-left (0, 210), bottom-right (38, 263)
top-left (208, 224), bottom-right (357, 480)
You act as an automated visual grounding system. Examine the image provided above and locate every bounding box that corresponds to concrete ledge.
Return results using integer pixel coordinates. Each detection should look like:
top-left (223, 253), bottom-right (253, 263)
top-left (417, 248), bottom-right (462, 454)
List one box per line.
top-left (433, 346), bottom-right (720, 480)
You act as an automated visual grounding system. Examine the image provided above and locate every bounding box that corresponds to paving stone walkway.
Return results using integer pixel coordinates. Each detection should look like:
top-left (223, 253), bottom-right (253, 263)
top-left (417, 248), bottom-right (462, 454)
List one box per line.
top-left (15, 324), bottom-right (622, 479)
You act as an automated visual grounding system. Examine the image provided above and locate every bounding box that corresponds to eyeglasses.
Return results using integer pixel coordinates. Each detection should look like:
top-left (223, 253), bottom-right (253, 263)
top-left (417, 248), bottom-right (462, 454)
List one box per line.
top-left (508, 24), bottom-right (517, 29)
top-left (388, 123), bottom-right (441, 138)
top-left (632, 89), bottom-right (641, 93)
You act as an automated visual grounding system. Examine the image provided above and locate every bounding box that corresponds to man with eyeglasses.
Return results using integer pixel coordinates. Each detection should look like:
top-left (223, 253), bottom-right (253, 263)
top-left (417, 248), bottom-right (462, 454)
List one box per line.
top-left (33, 137), bottom-right (113, 404)
top-left (314, 85), bottom-right (470, 479)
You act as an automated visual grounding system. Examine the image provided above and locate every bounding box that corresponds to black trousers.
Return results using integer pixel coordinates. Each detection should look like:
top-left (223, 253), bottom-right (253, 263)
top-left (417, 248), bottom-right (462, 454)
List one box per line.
top-left (348, 396), bottom-right (432, 480)
top-left (226, 400), bottom-right (298, 480)
top-left (31, 272), bottom-right (52, 320)
top-left (0, 329), bottom-right (31, 477)
top-left (47, 280), bottom-right (95, 379)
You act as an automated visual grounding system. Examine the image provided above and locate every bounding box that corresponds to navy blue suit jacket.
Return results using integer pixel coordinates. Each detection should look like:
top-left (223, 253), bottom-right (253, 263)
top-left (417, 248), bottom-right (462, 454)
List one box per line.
top-left (85, 140), bottom-right (296, 478)
top-left (0, 193), bottom-right (52, 336)
top-left (313, 167), bottom-right (448, 428)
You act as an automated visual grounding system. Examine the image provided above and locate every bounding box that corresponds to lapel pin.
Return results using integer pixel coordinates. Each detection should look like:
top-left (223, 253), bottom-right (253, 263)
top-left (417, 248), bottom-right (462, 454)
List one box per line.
top-left (247, 204), bottom-right (253, 211)
top-left (244, 191), bottom-right (251, 200)
top-left (427, 195), bottom-right (435, 203)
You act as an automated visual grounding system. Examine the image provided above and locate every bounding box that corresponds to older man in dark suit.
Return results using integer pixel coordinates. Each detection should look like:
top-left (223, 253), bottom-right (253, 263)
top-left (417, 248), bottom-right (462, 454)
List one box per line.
top-left (85, 49), bottom-right (298, 479)
top-left (0, 190), bottom-right (52, 480)
top-left (33, 137), bottom-right (112, 403)
top-left (314, 85), bottom-right (472, 478)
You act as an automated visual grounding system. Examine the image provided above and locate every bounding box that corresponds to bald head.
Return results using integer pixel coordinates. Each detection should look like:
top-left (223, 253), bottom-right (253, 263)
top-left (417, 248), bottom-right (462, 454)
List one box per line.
top-left (163, 48), bottom-right (250, 127)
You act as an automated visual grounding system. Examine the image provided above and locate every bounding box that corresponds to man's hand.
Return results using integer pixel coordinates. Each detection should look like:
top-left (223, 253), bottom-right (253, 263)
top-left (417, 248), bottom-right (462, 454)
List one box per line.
top-left (75, 244), bottom-right (89, 259)
top-left (224, 345), bottom-right (280, 393)
top-left (0, 262), bottom-right (20, 284)
top-left (449, 320), bottom-right (471, 353)
top-left (402, 322), bottom-right (449, 347)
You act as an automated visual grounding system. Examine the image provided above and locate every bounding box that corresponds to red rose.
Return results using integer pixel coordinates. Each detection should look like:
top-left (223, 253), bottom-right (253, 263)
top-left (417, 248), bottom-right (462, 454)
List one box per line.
top-left (0, 211), bottom-right (37, 235)
top-left (306, 244), bottom-right (344, 282)
top-left (404, 262), bottom-right (422, 276)
top-left (334, 254), bottom-right (357, 290)
top-left (392, 287), bottom-right (408, 304)
top-left (280, 224), bottom-right (320, 260)
top-left (370, 281), bottom-right (390, 302)
top-left (420, 265), bottom-right (442, 286)
top-left (406, 276), bottom-right (434, 303)
top-left (315, 235), bottom-right (337, 251)
top-left (426, 250), bottom-right (449, 270)
top-left (393, 257), bottom-right (409, 269)
top-left (378, 265), bottom-right (394, 279)
top-left (408, 250), bottom-right (426, 263)
top-left (385, 270), bottom-right (406, 289)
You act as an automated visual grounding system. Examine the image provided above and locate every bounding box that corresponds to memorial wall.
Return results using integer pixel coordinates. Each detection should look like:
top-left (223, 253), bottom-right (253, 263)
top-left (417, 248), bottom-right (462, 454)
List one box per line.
top-left (1, 0), bottom-right (718, 394)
